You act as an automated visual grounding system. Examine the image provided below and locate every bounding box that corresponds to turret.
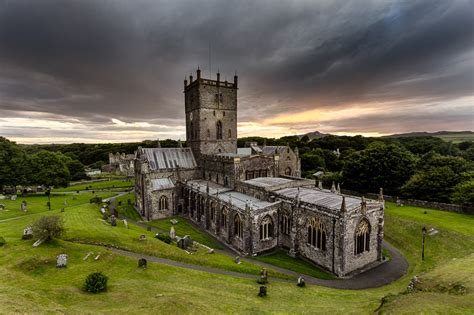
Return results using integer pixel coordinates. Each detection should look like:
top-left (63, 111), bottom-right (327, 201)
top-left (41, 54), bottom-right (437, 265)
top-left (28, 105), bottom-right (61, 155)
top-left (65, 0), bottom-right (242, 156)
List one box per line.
top-left (234, 72), bottom-right (238, 88)
top-left (197, 67), bottom-right (201, 79)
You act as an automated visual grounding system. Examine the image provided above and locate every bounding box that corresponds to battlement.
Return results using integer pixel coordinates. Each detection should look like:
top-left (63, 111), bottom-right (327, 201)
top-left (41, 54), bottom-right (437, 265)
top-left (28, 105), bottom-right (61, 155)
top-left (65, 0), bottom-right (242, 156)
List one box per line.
top-left (184, 68), bottom-right (238, 91)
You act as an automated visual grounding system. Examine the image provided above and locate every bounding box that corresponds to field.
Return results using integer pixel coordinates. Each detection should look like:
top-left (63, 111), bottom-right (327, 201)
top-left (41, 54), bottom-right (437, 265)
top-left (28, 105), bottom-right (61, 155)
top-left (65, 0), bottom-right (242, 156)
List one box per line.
top-left (0, 195), bottom-right (473, 313)
top-left (53, 179), bottom-right (134, 192)
top-left (437, 133), bottom-right (474, 143)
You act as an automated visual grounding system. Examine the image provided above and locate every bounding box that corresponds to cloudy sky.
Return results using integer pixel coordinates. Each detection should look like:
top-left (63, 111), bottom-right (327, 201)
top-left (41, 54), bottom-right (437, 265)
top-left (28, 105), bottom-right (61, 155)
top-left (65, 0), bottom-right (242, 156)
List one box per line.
top-left (0, 0), bottom-right (473, 144)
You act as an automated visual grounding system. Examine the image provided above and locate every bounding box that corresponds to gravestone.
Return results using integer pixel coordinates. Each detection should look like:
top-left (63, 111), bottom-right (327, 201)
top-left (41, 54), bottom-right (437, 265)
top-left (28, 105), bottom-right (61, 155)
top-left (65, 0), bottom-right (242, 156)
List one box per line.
top-left (169, 226), bottom-right (176, 239)
top-left (235, 256), bottom-right (241, 264)
top-left (83, 252), bottom-right (93, 261)
top-left (258, 286), bottom-right (267, 297)
top-left (170, 219), bottom-right (178, 225)
top-left (297, 276), bottom-right (306, 287)
top-left (110, 215), bottom-right (117, 226)
top-left (258, 268), bottom-right (268, 284)
top-left (11, 195), bottom-right (17, 201)
top-left (0, 204), bottom-right (5, 210)
top-left (56, 254), bottom-right (68, 268)
top-left (22, 227), bottom-right (33, 240)
top-left (138, 258), bottom-right (147, 268)
top-left (123, 219), bottom-right (128, 229)
top-left (207, 249), bottom-right (215, 254)
top-left (94, 254), bottom-right (101, 261)
top-left (21, 201), bottom-right (27, 212)
top-left (139, 234), bottom-right (146, 241)
top-left (177, 235), bottom-right (193, 249)
top-left (0, 194), bottom-right (5, 200)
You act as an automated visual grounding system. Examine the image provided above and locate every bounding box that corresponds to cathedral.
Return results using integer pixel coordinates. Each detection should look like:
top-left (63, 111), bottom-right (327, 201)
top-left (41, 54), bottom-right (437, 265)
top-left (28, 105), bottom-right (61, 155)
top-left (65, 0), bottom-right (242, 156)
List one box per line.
top-left (134, 69), bottom-right (385, 277)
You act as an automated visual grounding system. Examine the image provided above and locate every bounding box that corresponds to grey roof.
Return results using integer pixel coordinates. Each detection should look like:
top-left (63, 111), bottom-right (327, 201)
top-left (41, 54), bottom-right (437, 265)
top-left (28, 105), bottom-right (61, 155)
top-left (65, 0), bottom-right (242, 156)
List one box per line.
top-left (143, 148), bottom-right (197, 170)
top-left (244, 177), bottom-right (293, 188)
top-left (275, 187), bottom-right (363, 211)
top-left (187, 180), bottom-right (232, 195)
top-left (237, 148), bottom-right (252, 155)
top-left (261, 146), bottom-right (288, 155)
top-left (151, 178), bottom-right (175, 191)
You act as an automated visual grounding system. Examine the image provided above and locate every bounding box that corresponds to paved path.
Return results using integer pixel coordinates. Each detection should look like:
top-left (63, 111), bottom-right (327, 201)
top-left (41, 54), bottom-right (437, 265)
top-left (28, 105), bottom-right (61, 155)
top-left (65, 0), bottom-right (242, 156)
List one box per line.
top-left (111, 215), bottom-right (409, 290)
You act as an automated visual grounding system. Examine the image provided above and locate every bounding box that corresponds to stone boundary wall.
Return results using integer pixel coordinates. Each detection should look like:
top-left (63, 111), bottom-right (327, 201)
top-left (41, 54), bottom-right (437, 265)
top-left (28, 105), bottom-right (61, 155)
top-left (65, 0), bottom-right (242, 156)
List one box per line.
top-left (340, 189), bottom-right (474, 215)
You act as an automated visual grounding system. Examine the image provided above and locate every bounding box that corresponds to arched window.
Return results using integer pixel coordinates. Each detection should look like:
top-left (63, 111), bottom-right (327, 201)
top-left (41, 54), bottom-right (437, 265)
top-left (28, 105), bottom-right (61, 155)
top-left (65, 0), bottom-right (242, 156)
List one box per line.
top-left (260, 216), bottom-right (274, 240)
top-left (207, 129), bottom-right (210, 138)
top-left (234, 214), bottom-right (243, 238)
top-left (221, 207), bottom-right (228, 229)
top-left (210, 202), bottom-right (216, 222)
top-left (281, 215), bottom-right (291, 235)
top-left (228, 129), bottom-right (232, 139)
top-left (285, 167), bottom-right (292, 176)
top-left (216, 121), bottom-right (223, 139)
top-left (307, 218), bottom-right (327, 251)
top-left (354, 219), bottom-right (370, 255)
top-left (159, 196), bottom-right (168, 210)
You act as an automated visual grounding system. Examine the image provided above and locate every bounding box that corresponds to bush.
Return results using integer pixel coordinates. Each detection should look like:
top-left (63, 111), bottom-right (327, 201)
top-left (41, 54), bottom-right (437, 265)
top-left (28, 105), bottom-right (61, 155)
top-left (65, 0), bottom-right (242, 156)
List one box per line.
top-left (0, 236), bottom-right (5, 247)
top-left (155, 233), bottom-right (172, 244)
top-left (89, 196), bottom-right (102, 204)
top-left (31, 216), bottom-right (65, 241)
top-left (84, 272), bottom-right (108, 293)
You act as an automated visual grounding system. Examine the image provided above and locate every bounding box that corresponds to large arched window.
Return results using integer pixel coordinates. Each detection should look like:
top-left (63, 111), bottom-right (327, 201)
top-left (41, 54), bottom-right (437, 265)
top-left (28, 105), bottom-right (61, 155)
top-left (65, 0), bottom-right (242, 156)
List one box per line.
top-left (285, 167), bottom-right (292, 176)
top-left (221, 207), bottom-right (228, 229)
top-left (281, 215), bottom-right (291, 235)
top-left (307, 218), bottom-right (327, 251)
top-left (354, 219), bottom-right (371, 255)
top-left (234, 214), bottom-right (243, 238)
top-left (210, 202), bottom-right (216, 222)
top-left (216, 121), bottom-right (223, 139)
top-left (260, 216), bottom-right (274, 240)
top-left (159, 195), bottom-right (168, 210)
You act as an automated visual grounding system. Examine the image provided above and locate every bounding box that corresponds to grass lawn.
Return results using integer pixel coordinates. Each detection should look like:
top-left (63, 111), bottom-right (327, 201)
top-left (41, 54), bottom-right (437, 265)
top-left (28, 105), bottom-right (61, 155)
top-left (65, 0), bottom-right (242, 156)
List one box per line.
top-left (147, 216), bottom-right (224, 249)
top-left (53, 179), bottom-right (134, 192)
top-left (252, 250), bottom-right (336, 280)
top-left (113, 193), bottom-right (141, 221)
top-left (0, 192), bottom-right (116, 220)
top-left (0, 198), bottom-right (473, 313)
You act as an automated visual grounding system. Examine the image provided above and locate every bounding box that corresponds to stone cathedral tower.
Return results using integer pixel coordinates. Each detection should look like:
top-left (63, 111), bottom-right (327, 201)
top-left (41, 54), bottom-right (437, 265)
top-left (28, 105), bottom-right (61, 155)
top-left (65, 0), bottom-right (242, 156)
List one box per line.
top-left (184, 69), bottom-right (238, 161)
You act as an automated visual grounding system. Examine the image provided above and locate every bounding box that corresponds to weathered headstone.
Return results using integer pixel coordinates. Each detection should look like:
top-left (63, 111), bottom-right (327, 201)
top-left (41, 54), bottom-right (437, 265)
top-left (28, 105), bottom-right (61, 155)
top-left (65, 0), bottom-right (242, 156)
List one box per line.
top-left (110, 215), bottom-right (117, 227)
top-left (11, 195), bottom-right (17, 201)
top-left (258, 286), bottom-right (267, 297)
top-left (138, 258), bottom-right (147, 268)
top-left (21, 201), bottom-right (27, 212)
top-left (207, 249), bottom-right (215, 254)
top-left (123, 219), bottom-right (128, 229)
top-left (139, 234), bottom-right (146, 241)
top-left (169, 226), bottom-right (176, 239)
top-left (22, 227), bottom-right (33, 240)
top-left (407, 276), bottom-right (420, 292)
top-left (83, 252), bottom-right (93, 261)
top-left (258, 268), bottom-right (268, 284)
top-left (177, 235), bottom-right (193, 249)
top-left (94, 254), bottom-right (101, 261)
top-left (0, 204), bottom-right (5, 210)
top-left (56, 254), bottom-right (68, 268)
top-left (235, 256), bottom-right (241, 264)
top-left (297, 276), bottom-right (306, 287)
top-left (0, 194), bottom-right (5, 200)
top-left (170, 219), bottom-right (178, 225)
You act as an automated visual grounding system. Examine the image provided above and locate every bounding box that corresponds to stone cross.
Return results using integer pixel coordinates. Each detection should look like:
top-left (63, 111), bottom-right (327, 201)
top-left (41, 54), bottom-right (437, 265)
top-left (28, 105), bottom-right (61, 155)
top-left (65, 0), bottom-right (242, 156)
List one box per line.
top-left (56, 254), bottom-right (68, 268)
top-left (22, 226), bottom-right (33, 240)
top-left (170, 226), bottom-right (176, 239)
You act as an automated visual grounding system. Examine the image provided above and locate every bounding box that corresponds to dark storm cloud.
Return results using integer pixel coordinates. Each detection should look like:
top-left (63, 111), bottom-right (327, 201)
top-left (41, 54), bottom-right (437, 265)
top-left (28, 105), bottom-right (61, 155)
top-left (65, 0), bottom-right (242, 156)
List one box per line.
top-left (0, 0), bottom-right (472, 142)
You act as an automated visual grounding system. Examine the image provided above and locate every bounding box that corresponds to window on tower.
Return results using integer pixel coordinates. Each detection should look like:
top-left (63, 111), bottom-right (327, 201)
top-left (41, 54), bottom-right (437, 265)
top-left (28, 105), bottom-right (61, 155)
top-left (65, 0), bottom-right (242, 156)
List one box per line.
top-left (216, 121), bottom-right (223, 139)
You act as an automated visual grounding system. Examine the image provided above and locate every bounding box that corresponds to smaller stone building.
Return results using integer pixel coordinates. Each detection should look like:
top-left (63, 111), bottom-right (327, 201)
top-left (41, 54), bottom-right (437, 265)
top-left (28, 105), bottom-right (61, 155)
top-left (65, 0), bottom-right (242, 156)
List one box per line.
top-left (106, 152), bottom-right (135, 176)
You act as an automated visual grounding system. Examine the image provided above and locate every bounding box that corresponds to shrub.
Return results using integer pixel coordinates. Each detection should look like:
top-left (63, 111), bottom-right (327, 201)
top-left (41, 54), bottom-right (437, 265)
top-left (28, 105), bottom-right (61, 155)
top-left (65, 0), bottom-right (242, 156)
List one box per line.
top-left (0, 236), bottom-right (5, 247)
top-left (84, 272), bottom-right (108, 293)
top-left (89, 196), bottom-right (102, 204)
top-left (155, 233), bottom-right (172, 244)
top-left (31, 216), bottom-right (65, 241)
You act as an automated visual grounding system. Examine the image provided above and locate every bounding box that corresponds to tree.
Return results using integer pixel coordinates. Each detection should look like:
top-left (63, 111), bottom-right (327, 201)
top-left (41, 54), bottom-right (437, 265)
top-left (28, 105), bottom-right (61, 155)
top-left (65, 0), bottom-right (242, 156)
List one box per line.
top-left (301, 149), bottom-right (325, 173)
top-left (0, 137), bottom-right (30, 191)
top-left (65, 158), bottom-right (87, 181)
top-left (342, 142), bottom-right (416, 194)
top-left (30, 151), bottom-right (71, 187)
top-left (32, 216), bottom-right (65, 241)
top-left (451, 179), bottom-right (474, 205)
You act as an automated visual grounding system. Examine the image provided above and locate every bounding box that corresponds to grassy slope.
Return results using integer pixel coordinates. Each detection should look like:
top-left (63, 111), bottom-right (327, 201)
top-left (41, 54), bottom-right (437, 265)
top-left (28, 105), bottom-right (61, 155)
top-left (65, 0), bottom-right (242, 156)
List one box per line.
top-left (147, 216), bottom-right (224, 249)
top-left (53, 179), bottom-right (134, 192)
top-left (114, 193), bottom-right (141, 221)
top-left (0, 198), bottom-right (473, 313)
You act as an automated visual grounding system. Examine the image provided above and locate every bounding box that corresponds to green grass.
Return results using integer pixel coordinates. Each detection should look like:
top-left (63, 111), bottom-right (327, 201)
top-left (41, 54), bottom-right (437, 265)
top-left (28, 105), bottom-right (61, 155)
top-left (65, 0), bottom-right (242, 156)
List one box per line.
top-left (437, 133), bottom-right (474, 142)
top-left (0, 197), bottom-right (473, 313)
top-left (252, 250), bottom-right (335, 280)
top-left (113, 193), bottom-right (141, 221)
top-left (53, 179), bottom-right (134, 192)
top-left (147, 216), bottom-right (224, 249)
top-left (0, 192), bottom-right (116, 220)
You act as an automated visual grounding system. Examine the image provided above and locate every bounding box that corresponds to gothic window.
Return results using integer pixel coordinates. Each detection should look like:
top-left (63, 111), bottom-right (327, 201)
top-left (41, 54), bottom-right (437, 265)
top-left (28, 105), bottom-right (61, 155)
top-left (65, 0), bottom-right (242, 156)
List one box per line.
top-left (285, 167), bottom-right (292, 176)
top-left (260, 170), bottom-right (267, 177)
top-left (228, 129), bottom-right (232, 139)
top-left (207, 129), bottom-right (210, 138)
top-left (223, 111), bottom-right (226, 116)
top-left (208, 173), bottom-right (212, 180)
top-left (159, 196), bottom-right (168, 210)
top-left (221, 207), bottom-right (228, 229)
top-left (281, 215), bottom-right (291, 235)
top-left (216, 121), bottom-right (223, 139)
top-left (213, 110), bottom-right (216, 116)
top-left (260, 216), bottom-right (274, 240)
top-left (307, 218), bottom-right (327, 251)
top-left (354, 219), bottom-right (370, 255)
top-left (224, 176), bottom-right (228, 186)
top-left (210, 202), bottom-right (216, 222)
top-left (234, 214), bottom-right (243, 238)
top-left (219, 93), bottom-right (224, 102)
top-left (246, 171), bottom-right (255, 180)
top-left (216, 174), bottom-right (219, 183)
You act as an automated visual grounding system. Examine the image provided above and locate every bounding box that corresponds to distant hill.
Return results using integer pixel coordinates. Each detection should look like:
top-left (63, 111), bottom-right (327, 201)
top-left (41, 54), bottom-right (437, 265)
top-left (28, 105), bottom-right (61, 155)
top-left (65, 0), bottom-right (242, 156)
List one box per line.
top-left (383, 131), bottom-right (474, 142)
top-left (299, 131), bottom-right (330, 139)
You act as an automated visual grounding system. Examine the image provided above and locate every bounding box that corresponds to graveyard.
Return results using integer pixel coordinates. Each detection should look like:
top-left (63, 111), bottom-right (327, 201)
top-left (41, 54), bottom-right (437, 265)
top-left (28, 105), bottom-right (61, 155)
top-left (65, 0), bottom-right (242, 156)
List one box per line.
top-left (0, 182), bottom-right (473, 313)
